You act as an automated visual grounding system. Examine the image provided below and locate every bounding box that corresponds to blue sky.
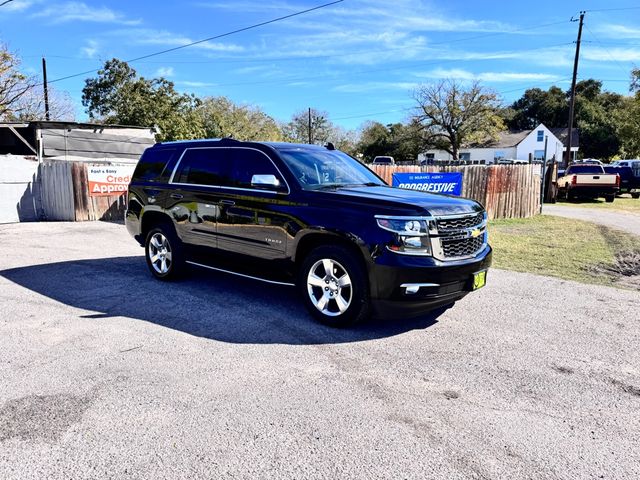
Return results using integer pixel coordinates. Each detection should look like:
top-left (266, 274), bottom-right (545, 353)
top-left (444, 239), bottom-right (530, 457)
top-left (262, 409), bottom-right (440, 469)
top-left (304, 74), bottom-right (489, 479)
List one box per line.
top-left (2, 0), bottom-right (639, 129)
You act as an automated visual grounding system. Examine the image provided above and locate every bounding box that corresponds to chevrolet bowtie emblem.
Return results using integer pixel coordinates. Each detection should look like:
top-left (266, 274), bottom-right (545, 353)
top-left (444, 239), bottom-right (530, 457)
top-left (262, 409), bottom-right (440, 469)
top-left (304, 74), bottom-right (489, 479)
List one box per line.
top-left (470, 228), bottom-right (482, 238)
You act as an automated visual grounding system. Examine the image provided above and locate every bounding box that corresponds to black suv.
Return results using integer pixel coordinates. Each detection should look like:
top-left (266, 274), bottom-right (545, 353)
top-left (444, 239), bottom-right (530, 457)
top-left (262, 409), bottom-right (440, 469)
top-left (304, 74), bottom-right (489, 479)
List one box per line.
top-left (125, 138), bottom-right (491, 326)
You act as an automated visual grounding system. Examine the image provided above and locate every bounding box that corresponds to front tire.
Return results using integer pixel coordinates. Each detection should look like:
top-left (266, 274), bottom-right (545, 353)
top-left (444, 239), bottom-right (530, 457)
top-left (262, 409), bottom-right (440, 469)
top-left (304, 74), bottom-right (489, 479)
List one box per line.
top-left (145, 225), bottom-right (184, 280)
top-left (298, 245), bottom-right (371, 327)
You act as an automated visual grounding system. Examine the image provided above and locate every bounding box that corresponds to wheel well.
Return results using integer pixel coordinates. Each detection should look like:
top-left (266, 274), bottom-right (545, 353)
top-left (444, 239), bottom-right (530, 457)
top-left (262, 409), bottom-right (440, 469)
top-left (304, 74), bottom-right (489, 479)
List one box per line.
top-left (140, 211), bottom-right (175, 240)
top-left (294, 233), bottom-right (367, 272)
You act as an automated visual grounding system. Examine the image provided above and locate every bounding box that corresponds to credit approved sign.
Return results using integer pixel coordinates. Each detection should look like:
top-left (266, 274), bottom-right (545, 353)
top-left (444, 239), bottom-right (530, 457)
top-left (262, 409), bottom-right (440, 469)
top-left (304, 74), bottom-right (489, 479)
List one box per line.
top-left (392, 172), bottom-right (463, 196)
top-left (88, 165), bottom-right (136, 197)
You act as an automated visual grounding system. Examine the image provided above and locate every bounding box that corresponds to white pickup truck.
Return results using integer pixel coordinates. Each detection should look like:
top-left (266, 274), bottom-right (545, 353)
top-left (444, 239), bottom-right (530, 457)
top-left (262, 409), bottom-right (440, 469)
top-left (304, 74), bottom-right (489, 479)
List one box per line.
top-left (557, 164), bottom-right (620, 203)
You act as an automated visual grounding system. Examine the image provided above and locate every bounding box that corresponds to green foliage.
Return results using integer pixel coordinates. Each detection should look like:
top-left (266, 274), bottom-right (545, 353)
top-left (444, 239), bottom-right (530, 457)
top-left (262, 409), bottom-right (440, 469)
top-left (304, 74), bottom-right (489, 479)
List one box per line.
top-left (282, 108), bottom-right (333, 144)
top-left (82, 59), bottom-right (204, 142)
top-left (615, 95), bottom-right (640, 158)
top-left (507, 86), bottom-right (567, 130)
top-left (357, 120), bottom-right (423, 163)
top-left (506, 80), bottom-right (631, 160)
top-left (281, 108), bottom-right (358, 155)
top-left (197, 96), bottom-right (282, 141)
top-left (413, 80), bottom-right (504, 160)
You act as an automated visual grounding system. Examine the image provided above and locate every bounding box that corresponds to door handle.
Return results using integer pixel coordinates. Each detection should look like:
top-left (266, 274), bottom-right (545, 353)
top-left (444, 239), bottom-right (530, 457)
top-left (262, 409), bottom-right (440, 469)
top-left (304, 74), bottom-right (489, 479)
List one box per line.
top-left (170, 193), bottom-right (184, 200)
top-left (220, 199), bottom-right (235, 206)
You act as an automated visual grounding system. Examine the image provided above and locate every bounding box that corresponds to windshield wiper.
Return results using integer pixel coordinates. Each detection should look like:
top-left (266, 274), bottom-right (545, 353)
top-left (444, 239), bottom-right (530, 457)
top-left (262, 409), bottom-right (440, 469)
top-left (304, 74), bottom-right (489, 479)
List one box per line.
top-left (312, 183), bottom-right (345, 190)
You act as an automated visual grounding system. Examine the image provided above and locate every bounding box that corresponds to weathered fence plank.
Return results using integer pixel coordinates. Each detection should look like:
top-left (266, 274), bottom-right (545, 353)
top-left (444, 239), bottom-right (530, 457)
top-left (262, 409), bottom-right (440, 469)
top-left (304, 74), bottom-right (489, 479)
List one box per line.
top-left (370, 164), bottom-right (540, 219)
top-left (39, 161), bottom-right (126, 222)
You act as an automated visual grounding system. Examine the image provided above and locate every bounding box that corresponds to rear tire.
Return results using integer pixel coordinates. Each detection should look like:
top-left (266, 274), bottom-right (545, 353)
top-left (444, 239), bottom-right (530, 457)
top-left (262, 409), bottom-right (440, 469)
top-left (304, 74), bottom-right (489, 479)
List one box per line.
top-left (632, 192), bottom-right (640, 199)
top-left (144, 224), bottom-right (185, 280)
top-left (298, 245), bottom-right (371, 327)
top-left (605, 194), bottom-right (615, 203)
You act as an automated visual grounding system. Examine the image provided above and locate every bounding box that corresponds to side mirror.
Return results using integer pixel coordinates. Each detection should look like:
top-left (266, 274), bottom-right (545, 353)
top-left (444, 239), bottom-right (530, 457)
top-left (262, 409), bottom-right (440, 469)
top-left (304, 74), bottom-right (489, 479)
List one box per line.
top-left (251, 174), bottom-right (282, 191)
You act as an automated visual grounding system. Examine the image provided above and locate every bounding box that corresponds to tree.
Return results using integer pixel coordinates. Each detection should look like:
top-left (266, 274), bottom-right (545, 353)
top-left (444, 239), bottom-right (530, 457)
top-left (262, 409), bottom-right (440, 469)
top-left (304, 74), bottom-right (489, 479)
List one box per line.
top-left (357, 121), bottom-right (392, 161)
top-left (82, 58), bottom-right (204, 141)
top-left (616, 93), bottom-right (640, 158)
top-left (13, 84), bottom-right (76, 121)
top-left (630, 67), bottom-right (640, 94)
top-left (506, 80), bottom-right (631, 160)
top-left (197, 96), bottom-right (282, 141)
top-left (357, 120), bottom-right (423, 163)
top-left (413, 80), bottom-right (504, 160)
top-left (0, 45), bottom-right (35, 119)
top-left (506, 86), bottom-right (567, 130)
top-left (282, 108), bottom-right (333, 144)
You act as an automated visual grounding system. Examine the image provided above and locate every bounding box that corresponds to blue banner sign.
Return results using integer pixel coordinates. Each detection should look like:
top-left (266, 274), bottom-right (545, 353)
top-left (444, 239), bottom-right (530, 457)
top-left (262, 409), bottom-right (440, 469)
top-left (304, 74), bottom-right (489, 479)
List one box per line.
top-left (392, 172), bottom-right (464, 196)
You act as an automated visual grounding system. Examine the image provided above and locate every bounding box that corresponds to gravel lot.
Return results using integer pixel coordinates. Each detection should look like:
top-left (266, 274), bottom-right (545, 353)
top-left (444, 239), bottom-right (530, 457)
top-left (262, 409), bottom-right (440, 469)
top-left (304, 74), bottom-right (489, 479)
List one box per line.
top-left (543, 204), bottom-right (640, 236)
top-left (0, 222), bottom-right (638, 479)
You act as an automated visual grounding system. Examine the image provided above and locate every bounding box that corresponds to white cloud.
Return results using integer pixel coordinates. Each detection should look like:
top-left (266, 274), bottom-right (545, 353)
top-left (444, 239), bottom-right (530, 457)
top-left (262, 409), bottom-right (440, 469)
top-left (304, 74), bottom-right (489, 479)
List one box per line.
top-left (1, 0), bottom-right (38, 12)
top-left (416, 68), bottom-right (560, 83)
top-left (80, 40), bottom-right (99, 59)
top-left (179, 81), bottom-right (218, 88)
top-left (156, 67), bottom-right (175, 77)
top-left (332, 82), bottom-right (419, 93)
top-left (194, 1), bottom-right (300, 13)
top-left (31, 2), bottom-right (141, 25)
top-left (582, 47), bottom-right (640, 63)
top-left (117, 29), bottom-right (245, 52)
top-left (595, 24), bottom-right (640, 40)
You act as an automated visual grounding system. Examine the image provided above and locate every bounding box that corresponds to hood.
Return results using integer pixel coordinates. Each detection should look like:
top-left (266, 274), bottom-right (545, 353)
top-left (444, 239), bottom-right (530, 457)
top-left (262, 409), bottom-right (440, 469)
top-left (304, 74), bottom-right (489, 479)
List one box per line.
top-left (315, 185), bottom-right (483, 216)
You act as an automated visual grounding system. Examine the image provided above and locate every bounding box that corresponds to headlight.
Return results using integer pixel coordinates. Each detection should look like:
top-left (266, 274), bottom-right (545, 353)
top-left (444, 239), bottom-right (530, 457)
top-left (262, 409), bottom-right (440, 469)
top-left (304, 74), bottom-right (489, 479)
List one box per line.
top-left (375, 216), bottom-right (431, 255)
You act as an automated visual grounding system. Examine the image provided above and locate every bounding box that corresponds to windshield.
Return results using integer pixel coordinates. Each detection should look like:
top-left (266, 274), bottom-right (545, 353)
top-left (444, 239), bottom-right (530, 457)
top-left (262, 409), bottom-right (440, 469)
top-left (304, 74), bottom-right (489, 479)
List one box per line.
top-left (279, 149), bottom-right (385, 190)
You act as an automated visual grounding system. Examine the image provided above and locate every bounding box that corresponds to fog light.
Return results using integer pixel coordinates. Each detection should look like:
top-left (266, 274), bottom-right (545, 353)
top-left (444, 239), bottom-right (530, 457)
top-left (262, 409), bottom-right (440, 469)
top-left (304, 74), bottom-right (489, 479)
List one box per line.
top-left (405, 285), bottom-right (420, 294)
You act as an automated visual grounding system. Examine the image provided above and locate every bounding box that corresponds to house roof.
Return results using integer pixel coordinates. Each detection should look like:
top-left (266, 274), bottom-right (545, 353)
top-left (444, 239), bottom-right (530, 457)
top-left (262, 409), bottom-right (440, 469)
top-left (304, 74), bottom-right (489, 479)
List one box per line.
top-left (549, 128), bottom-right (579, 148)
top-left (490, 130), bottom-right (531, 148)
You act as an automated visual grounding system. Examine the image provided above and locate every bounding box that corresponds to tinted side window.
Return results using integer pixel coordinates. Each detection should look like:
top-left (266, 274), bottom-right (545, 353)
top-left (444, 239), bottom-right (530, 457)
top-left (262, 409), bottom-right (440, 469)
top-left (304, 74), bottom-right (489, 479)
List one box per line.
top-left (175, 148), bottom-right (228, 186)
top-left (228, 148), bottom-right (282, 189)
top-left (132, 148), bottom-right (176, 182)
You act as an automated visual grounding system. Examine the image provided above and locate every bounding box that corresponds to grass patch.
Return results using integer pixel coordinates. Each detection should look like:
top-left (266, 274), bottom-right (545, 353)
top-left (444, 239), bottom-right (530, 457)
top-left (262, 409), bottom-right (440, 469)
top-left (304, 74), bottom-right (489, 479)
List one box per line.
top-left (489, 215), bottom-right (640, 288)
top-left (558, 195), bottom-right (640, 215)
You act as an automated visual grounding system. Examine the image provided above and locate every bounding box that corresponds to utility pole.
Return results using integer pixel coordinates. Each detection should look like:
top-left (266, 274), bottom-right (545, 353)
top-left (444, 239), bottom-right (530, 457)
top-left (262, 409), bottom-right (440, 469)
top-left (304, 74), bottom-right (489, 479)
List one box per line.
top-left (41, 57), bottom-right (51, 121)
top-left (540, 136), bottom-right (548, 212)
top-left (308, 107), bottom-right (312, 144)
top-left (565, 11), bottom-right (584, 167)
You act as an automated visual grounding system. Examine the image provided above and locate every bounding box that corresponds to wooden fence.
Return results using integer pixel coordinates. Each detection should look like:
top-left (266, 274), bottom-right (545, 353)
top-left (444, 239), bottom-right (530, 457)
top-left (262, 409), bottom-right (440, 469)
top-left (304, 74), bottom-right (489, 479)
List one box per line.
top-left (39, 161), bottom-right (126, 222)
top-left (371, 164), bottom-right (541, 219)
top-left (37, 160), bottom-right (540, 222)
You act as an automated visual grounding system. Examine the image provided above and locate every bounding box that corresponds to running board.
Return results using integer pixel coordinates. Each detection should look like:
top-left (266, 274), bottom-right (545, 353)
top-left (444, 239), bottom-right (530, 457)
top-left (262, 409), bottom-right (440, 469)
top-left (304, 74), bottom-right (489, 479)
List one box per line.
top-left (186, 260), bottom-right (296, 287)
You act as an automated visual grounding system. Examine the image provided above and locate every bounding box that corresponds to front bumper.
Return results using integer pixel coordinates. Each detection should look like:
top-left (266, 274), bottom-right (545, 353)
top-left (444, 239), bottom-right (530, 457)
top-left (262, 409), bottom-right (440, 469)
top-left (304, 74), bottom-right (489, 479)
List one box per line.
top-left (368, 245), bottom-right (492, 318)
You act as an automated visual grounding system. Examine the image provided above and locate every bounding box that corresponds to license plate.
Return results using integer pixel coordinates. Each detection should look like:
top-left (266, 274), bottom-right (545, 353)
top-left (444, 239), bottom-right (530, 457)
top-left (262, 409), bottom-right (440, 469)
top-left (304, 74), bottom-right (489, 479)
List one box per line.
top-left (472, 271), bottom-right (487, 290)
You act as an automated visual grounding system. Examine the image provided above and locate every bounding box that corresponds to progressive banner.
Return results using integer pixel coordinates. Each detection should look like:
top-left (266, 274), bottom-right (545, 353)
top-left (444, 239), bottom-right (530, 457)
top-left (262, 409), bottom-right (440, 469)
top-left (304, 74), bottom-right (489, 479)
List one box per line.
top-left (392, 172), bottom-right (463, 196)
top-left (88, 165), bottom-right (136, 197)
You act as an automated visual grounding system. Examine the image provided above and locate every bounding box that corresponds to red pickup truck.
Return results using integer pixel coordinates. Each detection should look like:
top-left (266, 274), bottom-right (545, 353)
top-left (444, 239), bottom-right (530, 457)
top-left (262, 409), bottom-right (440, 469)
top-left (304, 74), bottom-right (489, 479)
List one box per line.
top-left (557, 164), bottom-right (620, 203)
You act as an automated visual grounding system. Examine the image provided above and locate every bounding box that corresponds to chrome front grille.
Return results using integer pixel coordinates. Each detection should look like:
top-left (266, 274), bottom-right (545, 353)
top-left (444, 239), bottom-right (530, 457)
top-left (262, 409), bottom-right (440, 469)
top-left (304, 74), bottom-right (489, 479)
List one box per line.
top-left (432, 212), bottom-right (487, 261)
top-left (441, 235), bottom-right (484, 258)
top-left (436, 212), bottom-right (484, 231)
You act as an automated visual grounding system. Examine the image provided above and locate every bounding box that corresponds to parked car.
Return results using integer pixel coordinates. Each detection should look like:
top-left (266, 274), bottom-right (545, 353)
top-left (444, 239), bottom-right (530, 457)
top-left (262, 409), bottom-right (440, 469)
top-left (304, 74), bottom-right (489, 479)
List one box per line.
top-left (125, 139), bottom-right (491, 327)
top-left (557, 164), bottom-right (620, 202)
top-left (372, 155), bottom-right (395, 165)
top-left (610, 159), bottom-right (640, 169)
top-left (604, 165), bottom-right (640, 198)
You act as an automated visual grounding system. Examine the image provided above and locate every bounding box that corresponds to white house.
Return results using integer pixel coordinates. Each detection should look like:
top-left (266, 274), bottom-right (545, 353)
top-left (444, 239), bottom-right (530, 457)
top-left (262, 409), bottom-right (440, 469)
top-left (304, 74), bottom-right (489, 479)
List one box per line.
top-left (419, 123), bottom-right (567, 165)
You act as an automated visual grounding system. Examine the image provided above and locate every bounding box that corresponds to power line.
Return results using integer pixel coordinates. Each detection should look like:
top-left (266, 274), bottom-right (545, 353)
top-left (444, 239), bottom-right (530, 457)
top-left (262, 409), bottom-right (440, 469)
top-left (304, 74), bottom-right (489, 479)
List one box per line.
top-left (328, 78), bottom-right (574, 123)
top-left (207, 42), bottom-right (574, 89)
top-left (584, 23), bottom-right (634, 74)
top-left (43, 0), bottom-right (344, 85)
top-left (584, 6), bottom-right (640, 12)
top-left (0, 0), bottom-right (15, 7)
